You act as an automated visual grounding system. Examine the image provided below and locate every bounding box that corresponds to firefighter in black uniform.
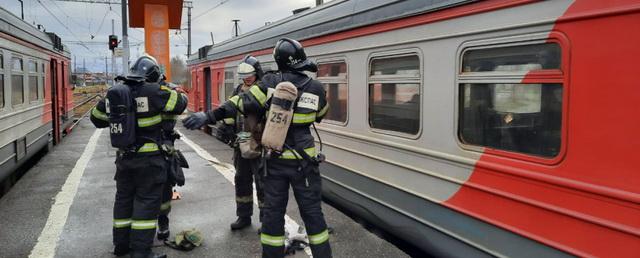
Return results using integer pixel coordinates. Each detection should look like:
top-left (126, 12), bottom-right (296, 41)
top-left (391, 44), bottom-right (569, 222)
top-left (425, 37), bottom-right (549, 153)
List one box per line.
top-left (229, 56), bottom-right (266, 230)
top-left (183, 38), bottom-right (332, 258)
top-left (157, 76), bottom-right (188, 240)
top-left (183, 56), bottom-right (267, 230)
top-left (90, 55), bottom-right (188, 258)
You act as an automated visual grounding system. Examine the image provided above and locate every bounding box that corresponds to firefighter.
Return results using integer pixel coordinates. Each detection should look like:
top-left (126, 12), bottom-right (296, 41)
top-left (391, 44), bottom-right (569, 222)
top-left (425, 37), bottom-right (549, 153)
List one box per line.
top-left (183, 38), bottom-right (332, 258)
top-left (257, 38), bottom-right (332, 258)
top-left (228, 56), bottom-right (266, 230)
top-left (90, 55), bottom-right (188, 258)
top-left (157, 75), bottom-right (188, 240)
top-left (183, 55), bottom-right (266, 230)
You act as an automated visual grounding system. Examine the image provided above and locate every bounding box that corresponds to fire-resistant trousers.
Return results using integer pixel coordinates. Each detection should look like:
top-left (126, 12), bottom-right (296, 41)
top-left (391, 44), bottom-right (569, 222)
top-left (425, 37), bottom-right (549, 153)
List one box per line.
top-left (158, 181), bottom-right (173, 228)
top-left (261, 160), bottom-right (332, 258)
top-left (233, 148), bottom-right (265, 221)
top-left (112, 154), bottom-right (167, 252)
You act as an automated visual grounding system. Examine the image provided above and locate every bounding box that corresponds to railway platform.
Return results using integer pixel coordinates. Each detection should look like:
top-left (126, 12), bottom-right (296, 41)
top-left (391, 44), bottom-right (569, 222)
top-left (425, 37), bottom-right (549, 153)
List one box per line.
top-left (0, 117), bottom-right (408, 258)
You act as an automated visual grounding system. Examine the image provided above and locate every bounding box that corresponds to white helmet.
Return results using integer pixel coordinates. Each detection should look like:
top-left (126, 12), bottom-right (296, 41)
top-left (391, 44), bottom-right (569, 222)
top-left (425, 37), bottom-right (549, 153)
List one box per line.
top-left (237, 62), bottom-right (256, 79)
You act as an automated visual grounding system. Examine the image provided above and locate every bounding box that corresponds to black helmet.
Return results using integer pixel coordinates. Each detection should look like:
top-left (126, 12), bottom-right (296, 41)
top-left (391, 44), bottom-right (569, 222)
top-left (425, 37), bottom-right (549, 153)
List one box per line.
top-left (240, 55), bottom-right (264, 79)
top-left (129, 55), bottom-right (162, 83)
top-left (273, 38), bottom-right (317, 72)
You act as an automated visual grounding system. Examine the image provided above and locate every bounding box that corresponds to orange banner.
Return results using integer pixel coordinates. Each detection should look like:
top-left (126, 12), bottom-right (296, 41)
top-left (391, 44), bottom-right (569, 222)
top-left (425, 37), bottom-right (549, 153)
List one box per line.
top-left (144, 4), bottom-right (171, 81)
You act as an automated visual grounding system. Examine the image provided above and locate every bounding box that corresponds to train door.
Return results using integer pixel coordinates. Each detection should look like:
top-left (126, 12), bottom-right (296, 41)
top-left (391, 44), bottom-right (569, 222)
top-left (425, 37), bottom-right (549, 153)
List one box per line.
top-left (50, 59), bottom-right (60, 144)
top-left (61, 62), bottom-right (68, 132)
top-left (215, 71), bottom-right (222, 105)
top-left (211, 68), bottom-right (224, 108)
top-left (204, 67), bottom-right (212, 112)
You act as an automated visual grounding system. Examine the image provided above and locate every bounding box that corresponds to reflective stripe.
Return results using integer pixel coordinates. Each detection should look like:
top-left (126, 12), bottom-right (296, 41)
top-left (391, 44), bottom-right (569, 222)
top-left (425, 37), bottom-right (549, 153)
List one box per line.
top-left (236, 195), bottom-right (253, 203)
top-left (162, 114), bottom-right (178, 120)
top-left (292, 112), bottom-right (317, 124)
top-left (308, 229), bottom-right (329, 245)
top-left (164, 90), bottom-right (178, 111)
top-left (279, 147), bottom-right (317, 160)
top-left (249, 85), bottom-right (267, 106)
top-left (113, 218), bottom-right (131, 228)
top-left (267, 88), bottom-right (275, 100)
top-left (260, 233), bottom-right (285, 247)
top-left (138, 143), bottom-right (159, 153)
top-left (229, 95), bottom-right (240, 107)
top-left (160, 201), bottom-right (171, 211)
top-left (92, 107), bottom-right (108, 121)
top-left (131, 219), bottom-right (157, 230)
top-left (318, 104), bottom-right (329, 117)
top-left (138, 114), bottom-right (162, 127)
top-left (223, 118), bottom-right (235, 125)
top-left (238, 98), bottom-right (244, 113)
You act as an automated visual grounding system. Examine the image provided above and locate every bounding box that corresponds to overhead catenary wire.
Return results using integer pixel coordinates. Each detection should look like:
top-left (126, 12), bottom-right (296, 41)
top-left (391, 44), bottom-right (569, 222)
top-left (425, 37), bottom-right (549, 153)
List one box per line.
top-left (36, 0), bottom-right (92, 52)
top-left (93, 7), bottom-right (111, 37)
top-left (47, 0), bottom-right (87, 30)
top-left (191, 0), bottom-right (230, 22)
top-left (108, 8), bottom-right (143, 42)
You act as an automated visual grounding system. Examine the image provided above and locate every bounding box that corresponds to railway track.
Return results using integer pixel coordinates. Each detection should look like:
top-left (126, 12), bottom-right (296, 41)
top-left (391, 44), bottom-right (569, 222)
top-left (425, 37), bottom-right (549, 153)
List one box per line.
top-left (72, 94), bottom-right (101, 118)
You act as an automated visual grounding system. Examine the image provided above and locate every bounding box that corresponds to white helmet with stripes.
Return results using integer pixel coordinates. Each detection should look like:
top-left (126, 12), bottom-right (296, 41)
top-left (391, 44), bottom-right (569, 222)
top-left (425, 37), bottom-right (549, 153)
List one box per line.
top-left (237, 62), bottom-right (256, 79)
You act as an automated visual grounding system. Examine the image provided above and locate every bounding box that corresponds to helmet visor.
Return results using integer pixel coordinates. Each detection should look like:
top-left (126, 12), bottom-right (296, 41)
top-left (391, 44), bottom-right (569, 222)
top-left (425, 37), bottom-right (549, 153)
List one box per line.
top-left (238, 72), bottom-right (256, 79)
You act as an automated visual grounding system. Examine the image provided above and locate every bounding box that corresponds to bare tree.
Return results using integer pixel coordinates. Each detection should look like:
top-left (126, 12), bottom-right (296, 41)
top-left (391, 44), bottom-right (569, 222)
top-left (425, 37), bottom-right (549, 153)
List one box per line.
top-left (170, 56), bottom-right (189, 86)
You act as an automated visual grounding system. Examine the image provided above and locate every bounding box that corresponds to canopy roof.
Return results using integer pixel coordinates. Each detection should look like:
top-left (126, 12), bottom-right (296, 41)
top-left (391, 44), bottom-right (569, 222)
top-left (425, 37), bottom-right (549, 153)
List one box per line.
top-left (128, 0), bottom-right (184, 29)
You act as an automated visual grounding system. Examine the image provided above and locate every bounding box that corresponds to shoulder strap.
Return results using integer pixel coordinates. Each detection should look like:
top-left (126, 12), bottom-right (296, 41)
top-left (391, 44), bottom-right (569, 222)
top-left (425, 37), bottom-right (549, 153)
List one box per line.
top-left (232, 84), bottom-right (242, 96)
top-left (293, 77), bottom-right (313, 109)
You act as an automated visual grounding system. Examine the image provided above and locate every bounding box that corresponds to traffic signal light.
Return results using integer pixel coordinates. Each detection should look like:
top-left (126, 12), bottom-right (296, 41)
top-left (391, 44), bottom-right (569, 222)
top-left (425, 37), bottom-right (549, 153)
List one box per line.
top-left (109, 35), bottom-right (118, 51)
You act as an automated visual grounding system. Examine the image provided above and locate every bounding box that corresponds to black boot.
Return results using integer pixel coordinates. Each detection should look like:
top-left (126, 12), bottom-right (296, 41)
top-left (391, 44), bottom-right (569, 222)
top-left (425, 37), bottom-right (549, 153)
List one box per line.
top-left (130, 250), bottom-right (167, 258)
top-left (230, 216), bottom-right (251, 230)
top-left (113, 245), bottom-right (130, 256)
top-left (157, 223), bottom-right (170, 240)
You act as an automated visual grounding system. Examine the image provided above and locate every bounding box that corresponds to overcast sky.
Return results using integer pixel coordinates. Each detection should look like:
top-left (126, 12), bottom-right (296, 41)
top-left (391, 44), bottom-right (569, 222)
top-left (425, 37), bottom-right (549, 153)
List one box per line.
top-left (0, 0), bottom-right (327, 73)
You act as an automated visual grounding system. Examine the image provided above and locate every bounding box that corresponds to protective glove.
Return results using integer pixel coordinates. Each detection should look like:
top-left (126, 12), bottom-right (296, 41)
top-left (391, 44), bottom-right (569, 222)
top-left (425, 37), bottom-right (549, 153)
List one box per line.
top-left (182, 112), bottom-right (211, 129)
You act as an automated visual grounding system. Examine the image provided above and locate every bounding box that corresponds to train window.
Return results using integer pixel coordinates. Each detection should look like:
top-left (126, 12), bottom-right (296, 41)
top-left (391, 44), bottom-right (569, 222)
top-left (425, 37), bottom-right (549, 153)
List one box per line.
top-left (462, 43), bottom-right (560, 73)
top-left (317, 61), bottom-right (347, 123)
top-left (28, 61), bottom-right (37, 101)
top-left (458, 42), bottom-right (563, 158)
top-left (11, 56), bottom-right (24, 106)
top-left (223, 70), bottom-right (236, 101)
top-left (40, 62), bottom-right (45, 100)
top-left (368, 55), bottom-right (420, 135)
top-left (29, 75), bottom-right (38, 101)
top-left (0, 75), bottom-right (4, 108)
top-left (28, 60), bottom-right (37, 73)
top-left (0, 54), bottom-right (3, 108)
top-left (12, 75), bottom-right (24, 106)
top-left (12, 57), bottom-right (22, 71)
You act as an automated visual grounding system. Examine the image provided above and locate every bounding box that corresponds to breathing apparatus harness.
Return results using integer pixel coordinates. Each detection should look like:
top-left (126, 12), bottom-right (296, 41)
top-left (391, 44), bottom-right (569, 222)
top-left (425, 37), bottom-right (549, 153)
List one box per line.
top-left (261, 73), bottom-right (325, 187)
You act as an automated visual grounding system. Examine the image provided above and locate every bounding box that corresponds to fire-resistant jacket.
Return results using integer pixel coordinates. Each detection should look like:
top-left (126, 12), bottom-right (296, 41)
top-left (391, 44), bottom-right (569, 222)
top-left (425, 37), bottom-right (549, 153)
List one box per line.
top-left (204, 71), bottom-right (328, 160)
top-left (90, 81), bottom-right (188, 155)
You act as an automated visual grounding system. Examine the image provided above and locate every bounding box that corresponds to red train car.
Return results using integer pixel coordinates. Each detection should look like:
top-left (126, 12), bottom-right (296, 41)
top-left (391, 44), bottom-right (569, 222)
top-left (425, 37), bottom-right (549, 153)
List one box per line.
top-left (0, 6), bottom-right (74, 182)
top-left (188, 0), bottom-right (640, 257)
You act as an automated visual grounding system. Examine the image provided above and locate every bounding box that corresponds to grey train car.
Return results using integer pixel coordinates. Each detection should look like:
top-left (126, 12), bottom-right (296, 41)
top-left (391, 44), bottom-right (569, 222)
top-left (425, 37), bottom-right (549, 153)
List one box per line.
top-left (0, 7), bottom-right (74, 185)
top-left (187, 0), bottom-right (640, 257)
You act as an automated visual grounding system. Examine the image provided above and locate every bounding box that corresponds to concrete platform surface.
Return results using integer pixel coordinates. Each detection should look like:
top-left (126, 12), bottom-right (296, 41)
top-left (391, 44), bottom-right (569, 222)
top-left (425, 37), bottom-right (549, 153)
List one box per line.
top-left (0, 118), bottom-right (409, 258)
